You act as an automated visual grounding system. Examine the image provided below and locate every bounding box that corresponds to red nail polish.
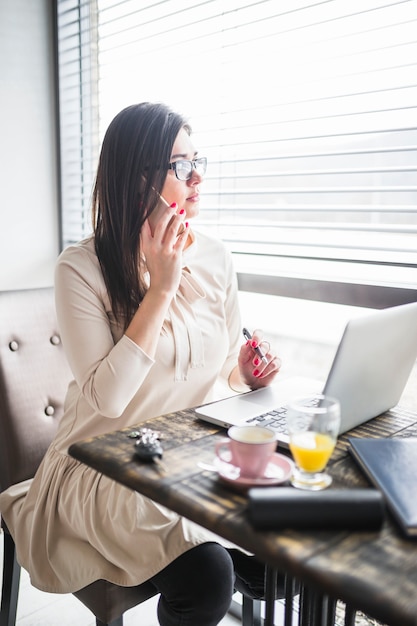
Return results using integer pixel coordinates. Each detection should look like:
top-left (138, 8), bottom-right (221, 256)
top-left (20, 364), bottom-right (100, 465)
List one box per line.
top-left (253, 369), bottom-right (259, 377)
top-left (185, 222), bottom-right (189, 228)
top-left (170, 202), bottom-right (177, 208)
top-left (251, 340), bottom-right (257, 348)
top-left (179, 208), bottom-right (185, 214)
top-left (254, 358), bottom-right (260, 366)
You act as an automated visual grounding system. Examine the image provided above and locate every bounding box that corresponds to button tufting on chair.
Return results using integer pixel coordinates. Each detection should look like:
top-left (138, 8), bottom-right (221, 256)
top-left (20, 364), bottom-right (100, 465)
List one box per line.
top-left (8, 341), bottom-right (19, 351)
top-left (44, 405), bottom-right (55, 416)
top-left (50, 335), bottom-right (61, 345)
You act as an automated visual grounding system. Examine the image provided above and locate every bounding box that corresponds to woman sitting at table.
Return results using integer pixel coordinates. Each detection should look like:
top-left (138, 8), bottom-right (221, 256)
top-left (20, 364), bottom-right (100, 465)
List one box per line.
top-left (0, 102), bottom-right (282, 626)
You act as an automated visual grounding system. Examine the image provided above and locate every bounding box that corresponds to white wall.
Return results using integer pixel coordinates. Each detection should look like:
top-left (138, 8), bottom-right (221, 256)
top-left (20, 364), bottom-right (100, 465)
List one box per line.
top-left (0, 0), bottom-right (59, 290)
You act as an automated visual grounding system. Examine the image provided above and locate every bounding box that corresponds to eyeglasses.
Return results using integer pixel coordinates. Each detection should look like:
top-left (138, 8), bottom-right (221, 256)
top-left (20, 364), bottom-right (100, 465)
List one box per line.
top-left (168, 157), bottom-right (207, 181)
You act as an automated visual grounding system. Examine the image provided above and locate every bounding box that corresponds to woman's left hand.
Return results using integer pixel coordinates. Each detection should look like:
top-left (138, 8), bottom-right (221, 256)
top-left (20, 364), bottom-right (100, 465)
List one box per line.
top-left (238, 329), bottom-right (281, 390)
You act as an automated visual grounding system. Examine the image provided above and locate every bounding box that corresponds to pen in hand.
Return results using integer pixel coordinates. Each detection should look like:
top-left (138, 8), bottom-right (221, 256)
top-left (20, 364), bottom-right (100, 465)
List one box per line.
top-left (242, 328), bottom-right (268, 364)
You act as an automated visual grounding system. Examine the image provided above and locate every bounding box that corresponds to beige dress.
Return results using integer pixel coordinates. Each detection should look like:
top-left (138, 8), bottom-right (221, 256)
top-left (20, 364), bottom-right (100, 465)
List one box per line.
top-left (0, 230), bottom-right (242, 593)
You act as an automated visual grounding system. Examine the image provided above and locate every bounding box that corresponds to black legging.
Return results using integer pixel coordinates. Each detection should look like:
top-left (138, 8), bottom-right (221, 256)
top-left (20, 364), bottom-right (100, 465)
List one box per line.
top-left (149, 542), bottom-right (282, 626)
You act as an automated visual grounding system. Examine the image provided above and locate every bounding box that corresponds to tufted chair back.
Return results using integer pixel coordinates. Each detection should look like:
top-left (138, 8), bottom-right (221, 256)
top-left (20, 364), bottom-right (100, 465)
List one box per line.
top-left (0, 288), bottom-right (71, 491)
top-left (0, 288), bottom-right (158, 626)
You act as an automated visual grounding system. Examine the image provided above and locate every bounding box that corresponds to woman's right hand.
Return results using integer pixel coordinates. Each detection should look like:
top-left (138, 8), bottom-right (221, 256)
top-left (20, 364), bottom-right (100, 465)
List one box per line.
top-left (125, 203), bottom-right (188, 356)
top-left (140, 202), bottom-right (189, 299)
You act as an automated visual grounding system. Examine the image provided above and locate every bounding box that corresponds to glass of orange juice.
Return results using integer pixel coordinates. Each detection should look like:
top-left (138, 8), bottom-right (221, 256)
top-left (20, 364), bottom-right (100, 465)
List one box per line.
top-left (286, 395), bottom-right (341, 490)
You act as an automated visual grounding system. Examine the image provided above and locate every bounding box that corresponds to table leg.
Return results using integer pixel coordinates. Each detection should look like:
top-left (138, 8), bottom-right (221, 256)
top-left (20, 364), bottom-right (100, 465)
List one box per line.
top-left (264, 565), bottom-right (277, 626)
top-left (241, 596), bottom-right (262, 626)
top-left (299, 585), bottom-right (334, 626)
top-left (344, 605), bottom-right (356, 626)
top-left (325, 597), bottom-right (337, 626)
top-left (311, 591), bottom-right (326, 625)
top-left (284, 574), bottom-right (296, 626)
top-left (298, 584), bottom-right (309, 625)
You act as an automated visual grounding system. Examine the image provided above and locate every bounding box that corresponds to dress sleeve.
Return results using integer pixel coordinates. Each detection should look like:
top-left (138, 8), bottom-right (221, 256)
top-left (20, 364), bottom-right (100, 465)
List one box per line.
top-left (219, 249), bottom-right (242, 384)
top-left (54, 245), bottom-right (154, 418)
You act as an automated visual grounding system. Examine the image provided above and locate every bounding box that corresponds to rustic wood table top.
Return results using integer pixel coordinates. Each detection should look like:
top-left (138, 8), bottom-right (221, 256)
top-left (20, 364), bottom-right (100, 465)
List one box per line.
top-left (69, 404), bottom-right (417, 626)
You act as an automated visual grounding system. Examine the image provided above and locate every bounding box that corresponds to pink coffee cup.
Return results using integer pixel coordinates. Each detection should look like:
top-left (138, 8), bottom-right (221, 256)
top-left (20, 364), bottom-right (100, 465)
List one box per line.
top-left (215, 425), bottom-right (277, 478)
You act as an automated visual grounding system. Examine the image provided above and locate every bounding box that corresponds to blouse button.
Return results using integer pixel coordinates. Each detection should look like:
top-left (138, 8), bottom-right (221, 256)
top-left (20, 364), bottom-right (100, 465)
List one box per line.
top-left (9, 340), bottom-right (19, 351)
top-left (50, 335), bottom-right (61, 345)
top-left (45, 405), bottom-right (55, 416)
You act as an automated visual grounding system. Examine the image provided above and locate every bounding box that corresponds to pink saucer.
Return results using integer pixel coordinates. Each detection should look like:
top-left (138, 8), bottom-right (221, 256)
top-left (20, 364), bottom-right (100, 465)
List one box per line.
top-left (214, 453), bottom-right (293, 492)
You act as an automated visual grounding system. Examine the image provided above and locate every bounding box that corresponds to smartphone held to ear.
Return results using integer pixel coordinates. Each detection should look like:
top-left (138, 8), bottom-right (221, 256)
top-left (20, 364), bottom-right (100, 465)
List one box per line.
top-left (149, 192), bottom-right (185, 237)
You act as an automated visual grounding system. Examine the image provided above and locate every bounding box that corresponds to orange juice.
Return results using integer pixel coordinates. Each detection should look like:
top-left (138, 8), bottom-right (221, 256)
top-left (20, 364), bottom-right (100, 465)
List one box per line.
top-left (289, 432), bottom-right (335, 472)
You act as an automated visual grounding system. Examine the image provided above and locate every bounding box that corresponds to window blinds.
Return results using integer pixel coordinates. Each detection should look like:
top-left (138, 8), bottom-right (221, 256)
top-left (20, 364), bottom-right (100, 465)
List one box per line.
top-left (56, 0), bottom-right (417, 300)
top-left (57, 0), bottom-right (98, 247)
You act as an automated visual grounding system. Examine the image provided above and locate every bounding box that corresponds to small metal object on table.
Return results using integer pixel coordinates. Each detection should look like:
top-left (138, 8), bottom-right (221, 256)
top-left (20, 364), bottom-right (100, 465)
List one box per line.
top-left (69, 405), bottom-right (417, 626)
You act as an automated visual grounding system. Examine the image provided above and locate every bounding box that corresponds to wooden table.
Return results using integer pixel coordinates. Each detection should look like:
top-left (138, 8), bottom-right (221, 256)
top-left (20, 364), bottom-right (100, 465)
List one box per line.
top-left (69, 404), bottom-right (417, 626)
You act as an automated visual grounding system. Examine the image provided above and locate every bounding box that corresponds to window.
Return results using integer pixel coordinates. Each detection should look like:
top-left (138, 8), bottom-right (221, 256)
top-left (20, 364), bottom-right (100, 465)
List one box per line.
top-left (56, 0), bottom-right (417, 307)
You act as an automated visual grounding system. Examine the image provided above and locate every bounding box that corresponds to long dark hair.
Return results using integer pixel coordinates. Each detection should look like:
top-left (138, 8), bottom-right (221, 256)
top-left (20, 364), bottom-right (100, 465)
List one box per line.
top-left (92, 102), bottom-right (190, 327)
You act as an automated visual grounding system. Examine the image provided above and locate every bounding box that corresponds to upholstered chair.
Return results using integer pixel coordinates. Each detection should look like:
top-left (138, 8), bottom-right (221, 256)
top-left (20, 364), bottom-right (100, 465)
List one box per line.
top-left (0, 288), bottom-right (158, 626)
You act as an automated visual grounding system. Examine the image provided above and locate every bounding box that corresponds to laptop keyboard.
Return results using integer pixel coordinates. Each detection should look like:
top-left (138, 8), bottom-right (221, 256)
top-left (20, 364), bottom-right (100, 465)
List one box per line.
top-left (246, 407), bottom-right (289, 433)
top-left (245, 396), bottom-right (320, 435)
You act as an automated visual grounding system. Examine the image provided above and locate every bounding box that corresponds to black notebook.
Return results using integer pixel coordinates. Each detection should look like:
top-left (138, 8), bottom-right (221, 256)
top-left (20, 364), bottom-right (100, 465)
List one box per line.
top-left (349, 437), bottom-right (417, 538)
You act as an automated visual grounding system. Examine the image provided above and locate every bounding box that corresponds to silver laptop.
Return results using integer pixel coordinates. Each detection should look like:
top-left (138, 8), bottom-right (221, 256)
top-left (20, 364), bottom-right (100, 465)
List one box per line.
top-left (195, 302), bottom-right (417, 446)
